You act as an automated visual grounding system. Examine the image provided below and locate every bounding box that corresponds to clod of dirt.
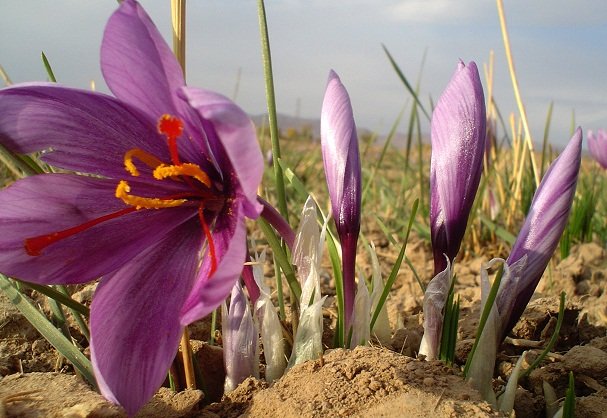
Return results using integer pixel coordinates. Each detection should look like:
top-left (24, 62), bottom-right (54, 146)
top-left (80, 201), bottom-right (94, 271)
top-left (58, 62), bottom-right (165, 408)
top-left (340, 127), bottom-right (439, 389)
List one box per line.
top-left (0, 372), bottom-right (205, 418)
top-left (562, 345), bottom-right (607, 380)
top-left (206, 346), bottom-right (506, 418)
top-left (0, 372), bottom-right (121, 417)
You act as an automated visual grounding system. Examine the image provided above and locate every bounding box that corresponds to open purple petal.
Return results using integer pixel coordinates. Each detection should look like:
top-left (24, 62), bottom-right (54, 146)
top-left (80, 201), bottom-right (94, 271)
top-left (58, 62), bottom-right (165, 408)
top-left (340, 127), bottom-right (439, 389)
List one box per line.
top-left (0, 84), bottom-right (170, 178)
top-left (0, 174), bottom-right (197, 284)
top-left (180, 199), bottom-right (247, 325)
top-left (498, 128), bottom-right (582, 340)
top-left (179, 87), bottom-right (264, 218)
top-left (430, 60), bottom-right (486, 274)
top-left (101, 0), bottom-right (206, 166)
top-left (90, 218), bottom-right (201, 416)
top-left (101, 0), bottom-right (184, 121)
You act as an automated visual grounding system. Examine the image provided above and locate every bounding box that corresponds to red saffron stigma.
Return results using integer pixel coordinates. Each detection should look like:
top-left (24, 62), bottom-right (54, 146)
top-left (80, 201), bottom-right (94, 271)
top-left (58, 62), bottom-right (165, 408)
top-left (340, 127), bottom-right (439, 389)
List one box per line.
top-left (24, 207), bottom-right (137, 256)
top-left (158, 115), bottom-right (184, 166)
top-left (198, 205), bottom-right (218, 276)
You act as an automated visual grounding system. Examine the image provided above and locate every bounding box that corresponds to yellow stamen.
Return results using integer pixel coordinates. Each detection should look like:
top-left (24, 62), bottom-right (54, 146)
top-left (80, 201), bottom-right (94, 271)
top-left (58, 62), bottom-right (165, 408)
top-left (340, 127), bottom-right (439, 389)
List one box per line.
top-left (123, 148), bottom-right (165, 176)
top-left (153, 163), bottom-right (211, 187)
top-left (115, 180), bottom-right (187, 210)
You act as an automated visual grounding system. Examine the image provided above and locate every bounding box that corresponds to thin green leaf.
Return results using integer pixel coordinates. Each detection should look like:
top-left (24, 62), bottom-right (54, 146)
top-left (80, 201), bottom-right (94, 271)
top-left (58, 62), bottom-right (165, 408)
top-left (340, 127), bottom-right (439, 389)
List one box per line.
top-left (257, 217), bottom-right (301, 301)
top-left (479, 215), bottom-right (516, 245)
top-left (382, 45), bottom-right (430, 120)
top-left (257, 0), bottom-right (289, 222)
top-left (562, 371), bottom-right (576, 418)
top-left (371, 199), bottom-right (418, 330)
top-left (464, 264), bottom-right (504, 377)
top-left (326, 230), bottom-right (344, 347)
top-left (0, 274), bottom-right (96, 387)
top-left (520, 292), bottom-right (566, 379)
top-left (41, 51), bottom-right (57, 82)
top-left (16, 280), bottom-right (90, 316)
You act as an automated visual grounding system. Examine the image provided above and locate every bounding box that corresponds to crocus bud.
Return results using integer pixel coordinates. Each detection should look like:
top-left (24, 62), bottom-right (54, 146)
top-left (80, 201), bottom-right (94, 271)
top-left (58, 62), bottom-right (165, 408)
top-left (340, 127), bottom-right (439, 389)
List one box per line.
top-left (587, 129), bottom-right (607, 169)
top-left (222, 281), bottom-right (259, 392)
top-left (430, 60), bottom-right (486, 275)
top-left (497, 128), bottom-right (582, 341)
top-left (321, 70), bottom-right (361, 331)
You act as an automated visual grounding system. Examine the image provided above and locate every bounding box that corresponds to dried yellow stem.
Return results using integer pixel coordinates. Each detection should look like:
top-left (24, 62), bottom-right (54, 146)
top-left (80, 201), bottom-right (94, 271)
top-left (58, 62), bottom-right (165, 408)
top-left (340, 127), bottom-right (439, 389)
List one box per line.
top-left (496, 0), bottom-right (540, 188)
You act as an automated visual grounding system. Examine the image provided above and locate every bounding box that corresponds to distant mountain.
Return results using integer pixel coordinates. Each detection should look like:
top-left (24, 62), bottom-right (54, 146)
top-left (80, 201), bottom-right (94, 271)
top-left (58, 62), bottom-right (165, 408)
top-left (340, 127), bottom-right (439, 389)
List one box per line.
top-left (250, 113), bottom-right (322, 139)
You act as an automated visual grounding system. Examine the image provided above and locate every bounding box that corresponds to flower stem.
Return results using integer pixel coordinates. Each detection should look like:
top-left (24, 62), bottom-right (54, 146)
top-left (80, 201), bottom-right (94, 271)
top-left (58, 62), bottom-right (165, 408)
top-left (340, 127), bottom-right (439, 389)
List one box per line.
top-left (171, 0), bottom-right (186, 77)
top-left (171, 0), bottom-right (196, 391)
top-left (257, 0), bottom-right (289, 222)
top-left (180, 327), bottom-right (196, 390)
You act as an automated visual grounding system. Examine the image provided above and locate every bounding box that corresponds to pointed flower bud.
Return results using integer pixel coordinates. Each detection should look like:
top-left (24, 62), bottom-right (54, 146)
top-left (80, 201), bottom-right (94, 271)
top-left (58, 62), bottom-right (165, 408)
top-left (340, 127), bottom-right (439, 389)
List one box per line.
top-left (587, 129), bottom-right (607, 169)
top-left (321, 70), bottom-right (362, 330)
top-left (497, 128), bottom-right (582, 340)
top-left (222, 281), bottom-right (259, 392)
top-left (430, 60), bottom-right (486, 274)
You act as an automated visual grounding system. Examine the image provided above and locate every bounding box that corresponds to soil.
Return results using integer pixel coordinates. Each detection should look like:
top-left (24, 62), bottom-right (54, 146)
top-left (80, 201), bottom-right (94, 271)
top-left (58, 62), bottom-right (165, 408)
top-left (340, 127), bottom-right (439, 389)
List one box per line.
top-left (1, 241), bottom-right (606, 417)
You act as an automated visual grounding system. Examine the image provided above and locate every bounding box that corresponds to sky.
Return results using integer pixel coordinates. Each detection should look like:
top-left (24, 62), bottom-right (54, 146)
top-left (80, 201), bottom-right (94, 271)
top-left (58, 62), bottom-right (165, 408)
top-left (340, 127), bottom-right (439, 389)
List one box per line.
top-left (2, 0), bottom-right (606, 148)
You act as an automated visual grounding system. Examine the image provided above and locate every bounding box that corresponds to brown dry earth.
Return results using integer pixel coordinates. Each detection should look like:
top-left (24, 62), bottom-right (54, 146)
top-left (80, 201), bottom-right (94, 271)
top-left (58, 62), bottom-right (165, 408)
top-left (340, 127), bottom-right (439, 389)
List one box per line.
top-left (1, 241), bottom-right (606, 417)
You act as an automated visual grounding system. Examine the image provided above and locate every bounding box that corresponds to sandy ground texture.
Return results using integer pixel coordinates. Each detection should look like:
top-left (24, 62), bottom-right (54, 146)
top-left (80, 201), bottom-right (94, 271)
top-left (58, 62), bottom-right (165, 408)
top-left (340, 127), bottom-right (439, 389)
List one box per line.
top-left (1, 242), bottom-right (607, 417)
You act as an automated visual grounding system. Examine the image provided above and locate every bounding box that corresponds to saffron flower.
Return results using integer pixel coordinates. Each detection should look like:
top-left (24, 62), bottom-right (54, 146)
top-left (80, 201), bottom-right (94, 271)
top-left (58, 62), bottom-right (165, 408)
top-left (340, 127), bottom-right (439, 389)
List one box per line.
top-left (320, 70), bottom-right (361, 332)
top-left (587, 129), bottom-right (607, 169)
top-left (420, 60), bottom-right (485, 360)
top-left (497, 128), bottom-right (582, 341)
top-left (0, 0), bottom-right (262, 414)
top-left (467, 129), bottom-right (582, 402)
top-left (429, 60), bottom-right (486, 275)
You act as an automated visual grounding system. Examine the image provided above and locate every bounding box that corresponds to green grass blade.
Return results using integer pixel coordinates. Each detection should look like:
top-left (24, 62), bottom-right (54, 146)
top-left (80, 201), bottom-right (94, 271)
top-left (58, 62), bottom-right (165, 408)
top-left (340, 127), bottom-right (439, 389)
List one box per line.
top-left (16, 280), bottom-right (90, 316)
top-left (257, 217), bottom-right (301, 301)
top-left (562, 371), bottom-right (576, 418)
top-left (464, 264), bottom-right (504, 377)
top-left (362, 104), bottom-right (406, 203)
top-left (326, 229), bottom-right (344, 347)
top-left (370, 199), bottom-right (418, 330)
top-left (0, 274), bottom-right (96, 387)
top-left (0, 143), bottom-right (39, 178)
top-left (41, 51), bottom-right (57, 82)
top-left (520, 292), bottom-right (566, 379)
top-left (540, 101), bottom-right (553, 176)
top-left (479, 214), bottom-right (516, 245)
top-left (257, 0), bottom-right (289, 222)
top-left (382, 45), bottom-right (430, 120)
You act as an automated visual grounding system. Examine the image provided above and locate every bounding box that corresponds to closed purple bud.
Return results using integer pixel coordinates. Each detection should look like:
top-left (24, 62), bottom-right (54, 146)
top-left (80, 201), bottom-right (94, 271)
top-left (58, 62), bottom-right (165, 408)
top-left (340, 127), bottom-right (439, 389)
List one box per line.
top-left (321, 70), bottom-right (361, 329)
top-left (498, 128), bottom-right (582, 341)
top-left (430, 60), bottom-right (486, 275)
top-left (222, 281), bottom-right (259, 392)
top-left (587, 129), bottom-right (607, 169)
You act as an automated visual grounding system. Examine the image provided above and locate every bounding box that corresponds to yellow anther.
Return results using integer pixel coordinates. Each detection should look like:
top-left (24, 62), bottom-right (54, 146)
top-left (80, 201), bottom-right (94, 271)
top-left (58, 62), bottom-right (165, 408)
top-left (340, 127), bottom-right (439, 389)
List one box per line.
top-left (115, 180), bottom-right (187, 210)
top-left (123, 148), bottom-right (164, 177)
top-left (153, 163), bottom-right (211, 187)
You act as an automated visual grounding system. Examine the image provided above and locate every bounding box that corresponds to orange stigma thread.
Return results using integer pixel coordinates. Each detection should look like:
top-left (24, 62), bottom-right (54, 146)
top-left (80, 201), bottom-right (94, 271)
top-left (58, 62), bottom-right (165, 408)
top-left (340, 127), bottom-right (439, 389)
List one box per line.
top-left (24, 207), bottom-right (137, 256)
top-left (198, 205), bottom-right (218, 276)
top-left (158, 114), bottom-right (184, 166)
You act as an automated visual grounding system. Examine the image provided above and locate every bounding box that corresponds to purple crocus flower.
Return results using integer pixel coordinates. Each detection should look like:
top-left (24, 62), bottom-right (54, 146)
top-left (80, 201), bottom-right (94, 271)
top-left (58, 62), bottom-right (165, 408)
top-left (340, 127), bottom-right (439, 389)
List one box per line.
top-left (497, 128), bottom-right (582, 341)
top-left (587, 129), bottom-right (607, 169)
top-left (320, 70), bottom-right (361, 331)
top-left (0, 0), bottom-right (262, 415)
top-left (430, 60), bottom-right (486, 275)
